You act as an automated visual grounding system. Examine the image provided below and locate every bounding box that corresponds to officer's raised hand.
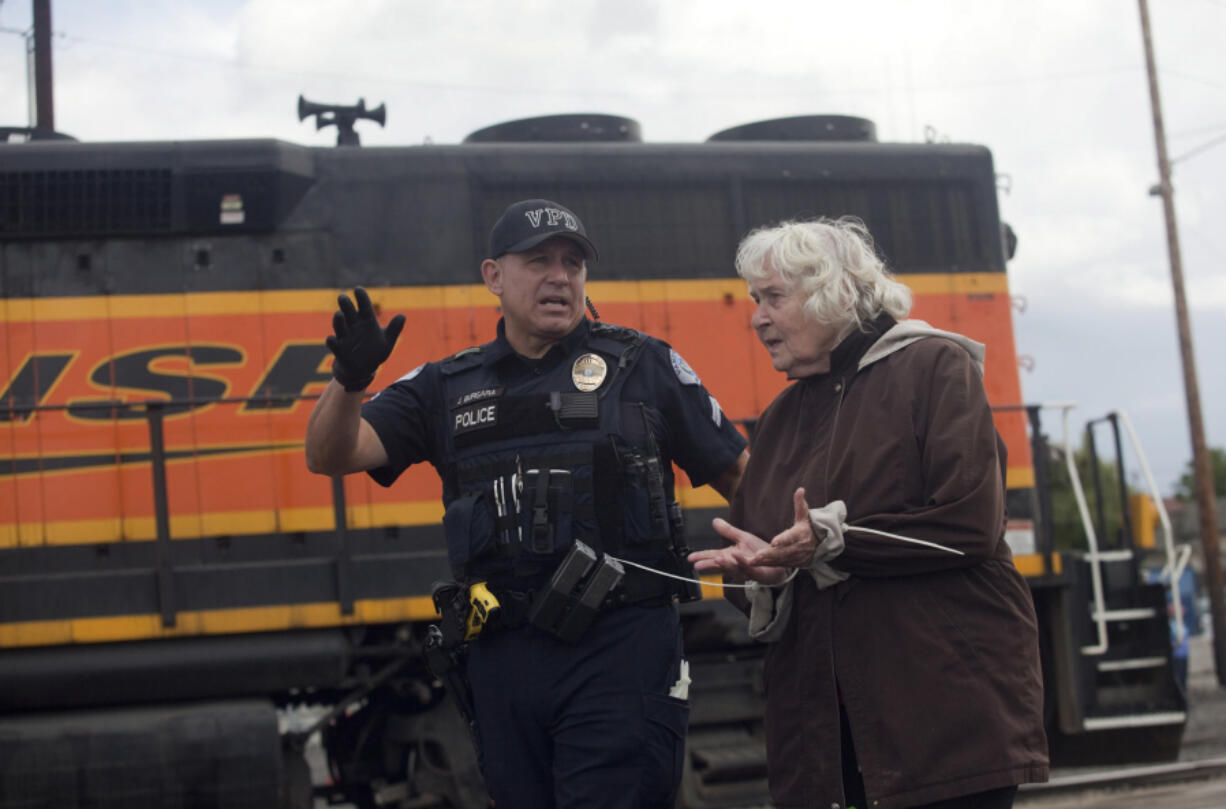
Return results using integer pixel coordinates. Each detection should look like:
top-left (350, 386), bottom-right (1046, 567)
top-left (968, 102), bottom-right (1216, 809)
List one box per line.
top-left (326, 287), bottom-right (406, 392)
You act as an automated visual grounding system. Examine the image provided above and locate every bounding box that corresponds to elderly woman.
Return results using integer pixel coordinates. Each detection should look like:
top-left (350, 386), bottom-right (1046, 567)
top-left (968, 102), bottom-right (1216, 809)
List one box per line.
top-left (689, 218), bottom-right (1048, 809)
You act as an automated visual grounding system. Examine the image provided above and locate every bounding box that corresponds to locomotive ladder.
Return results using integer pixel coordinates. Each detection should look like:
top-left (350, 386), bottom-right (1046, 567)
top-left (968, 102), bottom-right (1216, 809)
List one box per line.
top-left (1056, 404), bottom-right (1189, 733)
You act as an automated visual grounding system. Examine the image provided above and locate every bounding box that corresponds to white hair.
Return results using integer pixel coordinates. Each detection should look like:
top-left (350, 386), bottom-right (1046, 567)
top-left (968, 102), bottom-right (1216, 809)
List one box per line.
top-left (735, 217), bottom-right (912, 331)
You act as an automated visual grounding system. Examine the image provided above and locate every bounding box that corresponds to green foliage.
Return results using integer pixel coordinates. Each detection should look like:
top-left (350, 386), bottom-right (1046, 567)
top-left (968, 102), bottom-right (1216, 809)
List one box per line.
top-left (1174, 447), bottom-right (1226, 501)
top-left (1045, 443), bottom-right (1129, 552)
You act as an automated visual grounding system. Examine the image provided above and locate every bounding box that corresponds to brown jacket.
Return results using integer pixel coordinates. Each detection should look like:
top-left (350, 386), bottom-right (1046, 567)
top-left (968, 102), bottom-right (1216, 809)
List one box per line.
top-left (730, 317), bottom-right (1049, 808)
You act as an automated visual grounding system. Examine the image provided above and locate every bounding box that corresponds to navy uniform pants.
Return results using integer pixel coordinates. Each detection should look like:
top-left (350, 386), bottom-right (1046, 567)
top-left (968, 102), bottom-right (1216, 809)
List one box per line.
top-left (466, 603), bottom-right (689, 809)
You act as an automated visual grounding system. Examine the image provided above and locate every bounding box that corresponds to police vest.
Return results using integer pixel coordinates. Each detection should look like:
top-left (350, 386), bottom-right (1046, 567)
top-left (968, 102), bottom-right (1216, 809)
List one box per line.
top-left (436, 324), bottom-right (680, 591)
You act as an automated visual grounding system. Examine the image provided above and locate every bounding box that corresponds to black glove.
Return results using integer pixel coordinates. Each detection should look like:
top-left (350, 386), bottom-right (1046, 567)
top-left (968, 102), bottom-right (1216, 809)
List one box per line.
top-left (325, 287), bottom-right (406, 392)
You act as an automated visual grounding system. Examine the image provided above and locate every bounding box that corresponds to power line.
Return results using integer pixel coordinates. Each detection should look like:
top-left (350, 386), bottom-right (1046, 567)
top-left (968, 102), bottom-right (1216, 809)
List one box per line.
top-left (1160, 68), bottom-right (1226, 91)
top-left (1186, 227), bottom-right (1225, 264)
top-left (1172, 131), bottom-right (1226, 164)
top-left (1170, 121), bottom-right (1226, 138)
top-left (53, 31), bottom-right (594, 96)
top-left (50, 29), bottom-right (1144, 100)
top-left (899, 65), bottom-right (1142, 94)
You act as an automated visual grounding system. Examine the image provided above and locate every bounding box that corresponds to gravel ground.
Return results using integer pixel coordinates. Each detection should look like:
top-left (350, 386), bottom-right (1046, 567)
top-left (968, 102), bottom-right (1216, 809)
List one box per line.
top-left (1016, 630), bottom-right (1226, 807)
top-left (310, 632), bottom-right (1226, 807)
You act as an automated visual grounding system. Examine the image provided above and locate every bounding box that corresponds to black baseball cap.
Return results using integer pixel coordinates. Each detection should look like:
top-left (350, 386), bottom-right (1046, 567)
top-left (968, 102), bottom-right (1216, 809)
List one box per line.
top-left (487, 199), bottom-right (599, 263)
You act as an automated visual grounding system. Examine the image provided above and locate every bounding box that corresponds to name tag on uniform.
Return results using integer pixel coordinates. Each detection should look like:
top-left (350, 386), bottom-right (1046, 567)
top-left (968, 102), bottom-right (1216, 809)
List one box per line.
top-left (453, 400), bottom-right (499, 436)
top-left (452, 386), bottom-right (503, 408)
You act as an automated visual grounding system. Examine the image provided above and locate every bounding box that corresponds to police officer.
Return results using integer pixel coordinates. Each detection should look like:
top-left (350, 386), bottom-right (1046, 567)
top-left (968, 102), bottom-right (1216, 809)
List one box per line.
top-left (305, 198), bottom-right (748, 808)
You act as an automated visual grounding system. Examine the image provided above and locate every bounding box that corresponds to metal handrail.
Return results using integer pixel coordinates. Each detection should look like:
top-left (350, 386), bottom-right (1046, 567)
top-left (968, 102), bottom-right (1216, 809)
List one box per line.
top-left (1052, 405), bottom-right (1189, 655)
top-left (1050, 404), bottom-right (1111, 655)
top-left (1115, 410), bottom-right (1189, 644)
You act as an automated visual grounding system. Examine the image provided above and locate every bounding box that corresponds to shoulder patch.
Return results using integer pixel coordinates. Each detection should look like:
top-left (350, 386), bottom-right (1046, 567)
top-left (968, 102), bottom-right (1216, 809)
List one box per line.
top-left (708, 394), bottom-right (723, 427)
top-left (670, 349), bottom-right (701, 386)
top-left (397, 364), bottom-right (426, 383)
top-left (372, 363), bottom-right (425, 401)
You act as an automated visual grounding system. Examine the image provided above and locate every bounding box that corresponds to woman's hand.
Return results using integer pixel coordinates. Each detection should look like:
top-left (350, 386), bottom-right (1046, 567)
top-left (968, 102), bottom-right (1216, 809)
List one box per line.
top-left (749, 487), bottom-right (819, 569)
top-left (688, 519), bottom-right (790, 585)
top-left (688, 488), bottom-right (816, 586)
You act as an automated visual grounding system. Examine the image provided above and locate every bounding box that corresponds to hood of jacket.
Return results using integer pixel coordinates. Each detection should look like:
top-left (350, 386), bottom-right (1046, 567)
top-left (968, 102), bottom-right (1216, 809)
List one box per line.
top-left (859, 318), bottom-right (985, 376)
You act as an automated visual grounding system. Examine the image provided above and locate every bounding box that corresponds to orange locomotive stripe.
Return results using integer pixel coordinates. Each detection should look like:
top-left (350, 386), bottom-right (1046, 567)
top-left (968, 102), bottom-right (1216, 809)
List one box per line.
top-left (0, 596), bottom-right (442, 649)
top-left (3, 272), bottom-right (1033, 553)
top-left (1, 274), bottom-right (1011, 322)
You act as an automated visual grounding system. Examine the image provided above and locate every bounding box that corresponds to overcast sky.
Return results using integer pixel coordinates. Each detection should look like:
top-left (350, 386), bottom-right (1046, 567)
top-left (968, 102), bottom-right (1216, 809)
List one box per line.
top-left (2, 0), bottom-right (1223, 497)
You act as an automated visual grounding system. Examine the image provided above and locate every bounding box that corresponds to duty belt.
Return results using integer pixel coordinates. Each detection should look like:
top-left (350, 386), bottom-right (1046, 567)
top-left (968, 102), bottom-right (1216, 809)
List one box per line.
top-left (486, 559), bottom-right (680, 635)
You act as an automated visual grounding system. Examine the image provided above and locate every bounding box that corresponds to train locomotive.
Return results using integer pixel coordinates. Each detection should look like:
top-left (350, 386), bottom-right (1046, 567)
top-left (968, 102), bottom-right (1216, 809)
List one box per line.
top-left (0, 108), bottom-right (1187, 807)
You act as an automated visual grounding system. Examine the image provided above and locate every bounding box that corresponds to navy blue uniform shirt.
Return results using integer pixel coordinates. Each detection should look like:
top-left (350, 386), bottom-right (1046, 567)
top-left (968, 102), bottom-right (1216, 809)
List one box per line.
top-left (361, 318), bottom-right (745, 496)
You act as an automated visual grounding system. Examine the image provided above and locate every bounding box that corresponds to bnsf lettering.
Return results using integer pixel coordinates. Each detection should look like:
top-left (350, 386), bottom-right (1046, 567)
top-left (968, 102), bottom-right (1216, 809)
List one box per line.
top-left (0, 353), bottom-right (74, 422)
top-left (1, 342), bottom-right (337, 418)
top-left (243, 343), bottom-right (332, 411)
top-left (69, 346), bottom-right (242, 420)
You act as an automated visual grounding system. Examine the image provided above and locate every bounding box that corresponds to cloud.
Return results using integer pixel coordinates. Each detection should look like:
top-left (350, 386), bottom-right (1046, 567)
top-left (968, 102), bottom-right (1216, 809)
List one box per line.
top-left (3, 0), bottom-right (1223, 493)
top-left (1017, 278), bottom-right (1224, 466)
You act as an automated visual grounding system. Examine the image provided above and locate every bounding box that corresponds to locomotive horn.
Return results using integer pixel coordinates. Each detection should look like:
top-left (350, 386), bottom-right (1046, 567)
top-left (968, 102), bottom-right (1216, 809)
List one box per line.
top-left (296, 94), bottom-right (387, 147)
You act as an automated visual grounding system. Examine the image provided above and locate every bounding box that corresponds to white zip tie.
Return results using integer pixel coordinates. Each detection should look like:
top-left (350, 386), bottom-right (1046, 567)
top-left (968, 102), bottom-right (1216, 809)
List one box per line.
top-left (609, 522), bottom-right (963, 590)
top-left (843, 525), bottom-right (964, 556)
top-left (610, 556), bottom-right (799, 590)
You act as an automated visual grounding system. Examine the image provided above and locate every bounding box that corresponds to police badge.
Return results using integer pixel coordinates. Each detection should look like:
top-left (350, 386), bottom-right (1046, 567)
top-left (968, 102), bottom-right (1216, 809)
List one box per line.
top-left (571, 353), bottom-right (608, 392)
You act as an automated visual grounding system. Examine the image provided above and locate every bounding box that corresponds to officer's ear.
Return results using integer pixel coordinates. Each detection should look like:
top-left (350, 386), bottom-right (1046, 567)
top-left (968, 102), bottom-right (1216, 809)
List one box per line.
top-left (481, 258), bottom-right (503, 296)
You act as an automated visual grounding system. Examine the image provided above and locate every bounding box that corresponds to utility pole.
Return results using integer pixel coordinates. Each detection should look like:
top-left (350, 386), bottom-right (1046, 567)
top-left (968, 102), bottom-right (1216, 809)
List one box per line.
top-left (1137, 0), bottom-right (1226, 686)
top-left (32, 0), bottom-right (54, 132)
